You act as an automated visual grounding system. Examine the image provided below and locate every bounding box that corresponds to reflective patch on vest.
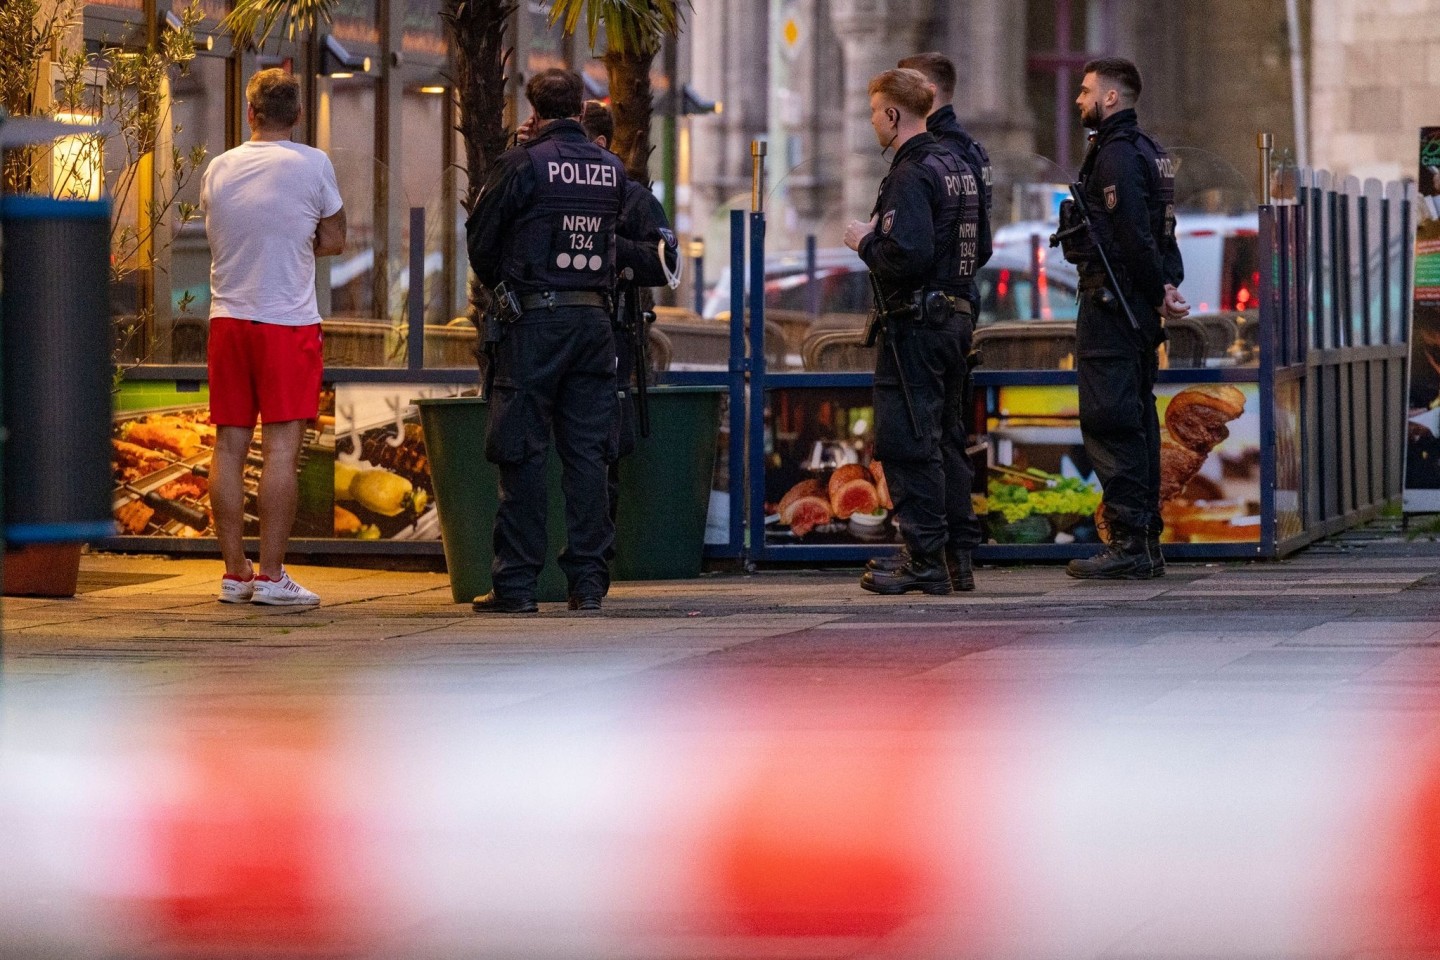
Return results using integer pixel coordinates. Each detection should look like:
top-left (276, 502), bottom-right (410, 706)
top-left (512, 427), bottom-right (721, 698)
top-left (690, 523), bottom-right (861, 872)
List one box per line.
top-left (1104, 184), bottom-right (1117, 210)
top-left (544, 160), bottom-right (619, 188)
top-left (881, 210), bottom-right (895, 234)
top-left (553, 213), bottom-right (609, 272)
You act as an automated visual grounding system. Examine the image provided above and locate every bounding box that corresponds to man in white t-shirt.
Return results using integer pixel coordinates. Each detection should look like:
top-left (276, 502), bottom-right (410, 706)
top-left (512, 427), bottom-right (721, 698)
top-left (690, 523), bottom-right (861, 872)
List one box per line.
top-left (201, 68), bottom-right (345, 606)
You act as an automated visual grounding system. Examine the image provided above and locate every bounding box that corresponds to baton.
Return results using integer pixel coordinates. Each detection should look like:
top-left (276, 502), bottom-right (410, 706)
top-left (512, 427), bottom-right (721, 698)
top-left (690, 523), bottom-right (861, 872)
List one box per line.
top-left (867, 272), bottom-right (922, 439)
top-left (1067, 183), bottom-right (1140, 332)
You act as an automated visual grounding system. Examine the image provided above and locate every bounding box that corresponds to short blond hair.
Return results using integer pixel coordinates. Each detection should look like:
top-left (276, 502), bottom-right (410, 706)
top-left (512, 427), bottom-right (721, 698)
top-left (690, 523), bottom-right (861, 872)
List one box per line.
top-left (247, 68), bottom-right (301, 130)
top-left (867, 68), bottom-right (934, 119)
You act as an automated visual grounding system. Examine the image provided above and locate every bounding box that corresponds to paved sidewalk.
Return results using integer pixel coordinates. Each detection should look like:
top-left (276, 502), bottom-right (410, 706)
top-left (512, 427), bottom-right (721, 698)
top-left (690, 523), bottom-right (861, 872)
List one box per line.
top-left (4, 522), bottom-right (1440, 960)
top-left (5, 520), bottom-right (1440, 722)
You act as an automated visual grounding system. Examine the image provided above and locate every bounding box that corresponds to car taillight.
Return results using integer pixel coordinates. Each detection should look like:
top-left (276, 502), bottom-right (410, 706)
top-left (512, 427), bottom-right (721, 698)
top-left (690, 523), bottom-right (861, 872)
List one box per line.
top-left (1224, 270), bottom-right (1262, 312)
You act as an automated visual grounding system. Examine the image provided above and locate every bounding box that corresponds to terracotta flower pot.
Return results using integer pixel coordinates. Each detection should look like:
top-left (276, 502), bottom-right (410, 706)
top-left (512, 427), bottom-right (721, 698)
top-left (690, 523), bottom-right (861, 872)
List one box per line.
top-left (3, 542), bottom-right (82, 598)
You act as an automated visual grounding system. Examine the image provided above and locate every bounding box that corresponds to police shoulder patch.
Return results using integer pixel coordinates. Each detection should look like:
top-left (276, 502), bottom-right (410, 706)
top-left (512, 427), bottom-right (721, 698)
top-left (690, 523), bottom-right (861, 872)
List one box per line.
top-left (1104, 185), bottom-right (1117, 210)
top-left (659, 227), bottom-right (676, 247)
top-left (881, 210), bottom-right (895, 234)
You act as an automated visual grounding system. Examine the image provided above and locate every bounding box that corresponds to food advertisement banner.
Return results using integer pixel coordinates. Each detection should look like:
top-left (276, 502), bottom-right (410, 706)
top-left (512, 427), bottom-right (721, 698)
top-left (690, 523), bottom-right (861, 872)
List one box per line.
top-left (1405, 127), bottom-right (1440, 511)
top-left (764, 387), bottom-right (901, 547)
top-left (111, 381), bottom-right (474, 542)
top-left (1273, 378), bottom-right (1303, 543)
top-left (988, 383), bottom-right (1261, 544)
top-left (760, 381), bottom-right (1261, 549)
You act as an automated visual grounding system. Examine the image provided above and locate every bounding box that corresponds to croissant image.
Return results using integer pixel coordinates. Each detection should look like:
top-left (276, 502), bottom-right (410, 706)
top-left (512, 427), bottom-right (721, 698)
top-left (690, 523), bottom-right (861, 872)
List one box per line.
top-left (1159, 430), bottom-right (1207, 501)
top-left (1164, 385), bottom-right (1246, 453)
top-left (1098, 385), bottom-right (1247, 543)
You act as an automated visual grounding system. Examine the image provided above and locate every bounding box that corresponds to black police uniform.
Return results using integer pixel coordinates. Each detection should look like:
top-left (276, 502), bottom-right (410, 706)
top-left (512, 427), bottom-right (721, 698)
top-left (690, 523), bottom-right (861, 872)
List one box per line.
top-left (608, 177), bottom-right (679, 539)
top-left (927, 104), bottom-right (993, 563)
top-left (1065, 107), bottom-right (1183, 577)
top-left (465, 118), bottom-right (626, 608)
top-left (857, 131), bottom-right (981, 595)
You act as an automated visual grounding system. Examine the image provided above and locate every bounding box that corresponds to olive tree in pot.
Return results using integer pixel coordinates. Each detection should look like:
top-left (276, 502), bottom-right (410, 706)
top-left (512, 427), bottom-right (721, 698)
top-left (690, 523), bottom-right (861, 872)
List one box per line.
top-left (0, 0), bottom-right (206, 596)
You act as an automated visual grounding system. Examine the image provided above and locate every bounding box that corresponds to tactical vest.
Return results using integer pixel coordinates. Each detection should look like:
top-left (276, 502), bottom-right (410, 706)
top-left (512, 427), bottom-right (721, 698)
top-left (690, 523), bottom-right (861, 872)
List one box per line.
top-left (1133, 129), bottom-right (1178, 250)
top-left (502, 133), bottom-right (626, 294)
top-left (952, 134), bottom-right (993, 214)
top-left (919, 148), bottom-right (981, 287)
top-left (1079, 124), bottom-right (1178, 264)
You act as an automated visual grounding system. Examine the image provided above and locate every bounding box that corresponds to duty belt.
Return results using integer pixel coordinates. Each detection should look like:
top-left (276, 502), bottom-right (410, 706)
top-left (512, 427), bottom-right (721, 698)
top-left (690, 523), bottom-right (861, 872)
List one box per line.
top-left (885, 290), bottom-right (974, 322)
top-left (519, 290), bottom-right (610, 312)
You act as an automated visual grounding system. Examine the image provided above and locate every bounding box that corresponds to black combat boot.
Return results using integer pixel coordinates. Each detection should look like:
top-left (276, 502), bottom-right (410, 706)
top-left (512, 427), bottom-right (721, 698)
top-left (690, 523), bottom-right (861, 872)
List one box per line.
top-left (860, 551), bottom-right (952, 595)
top-left (866, 548), bottom-right (910, 573)
top-left (1144, 536), bottom-right (1166, 578)
top-left (472, 591), bottom-right (539, 613)
top-left (871, 548), bottom-right (975, 591)
top-left (1065, 532), bottom-right (1155, 580)
top-left (946, 549), bottom-right (975, 592)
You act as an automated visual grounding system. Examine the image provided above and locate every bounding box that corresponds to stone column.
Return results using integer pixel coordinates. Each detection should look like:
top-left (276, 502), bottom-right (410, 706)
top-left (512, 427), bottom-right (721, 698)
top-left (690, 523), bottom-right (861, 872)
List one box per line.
top-left (781, 0), bottom-right (845, 238)
top-left (829, 0), bottom-right (934, 219)
top-left (688, 0), bottom-right (770, 214)
top-left (947, 0), bottom-right (1034, 159)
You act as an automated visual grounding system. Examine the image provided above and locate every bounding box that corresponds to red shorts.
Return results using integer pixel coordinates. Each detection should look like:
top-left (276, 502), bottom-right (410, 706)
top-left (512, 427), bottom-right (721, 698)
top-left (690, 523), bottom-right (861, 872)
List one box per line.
top-left (207, 318), bottom-right (323, 427)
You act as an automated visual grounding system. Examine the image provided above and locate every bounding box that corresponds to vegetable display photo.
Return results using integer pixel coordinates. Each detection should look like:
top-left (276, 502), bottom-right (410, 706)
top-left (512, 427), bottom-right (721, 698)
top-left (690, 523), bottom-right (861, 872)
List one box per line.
top-left (110, 381), bottom-right (334, 539)
top-left (989, 383), bottom-right (1262, 545)
top-left (330, 384), bottom-right (477, 541)
top-left (109, 381), bottom-right (475, 543)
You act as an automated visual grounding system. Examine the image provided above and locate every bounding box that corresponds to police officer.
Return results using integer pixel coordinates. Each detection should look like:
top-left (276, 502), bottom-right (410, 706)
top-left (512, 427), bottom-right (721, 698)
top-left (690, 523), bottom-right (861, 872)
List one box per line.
top-left (844, 68), bottom-right (981, 596)
top-left (864, 51), bottom-right (993, 591)
top-left (465, 69), bottom-right (626, 613)
top-left (1059, 57), bottom-right (1189, 579)
top-left (577, 100), bottom-right (680, 541)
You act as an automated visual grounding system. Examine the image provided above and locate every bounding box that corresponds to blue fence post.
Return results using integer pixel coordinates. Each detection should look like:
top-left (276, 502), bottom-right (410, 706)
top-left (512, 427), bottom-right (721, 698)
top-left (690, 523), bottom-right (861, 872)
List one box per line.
top-left (1258, 203), bottom-right (1278, 556)
top-left (747, 210), bottom-right (768, 561)
top-left (744, 141), bottom-right (769, 564)
top-left (728, 210), bottom-right (747, 557)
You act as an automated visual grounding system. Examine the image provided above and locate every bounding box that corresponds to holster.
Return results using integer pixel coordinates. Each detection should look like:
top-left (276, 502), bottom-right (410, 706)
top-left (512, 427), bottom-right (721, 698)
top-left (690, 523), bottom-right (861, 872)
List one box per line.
top-left (482, 282), bottom-right (521, 399)
top-left (1053, 199), bottom-right (1097, 266)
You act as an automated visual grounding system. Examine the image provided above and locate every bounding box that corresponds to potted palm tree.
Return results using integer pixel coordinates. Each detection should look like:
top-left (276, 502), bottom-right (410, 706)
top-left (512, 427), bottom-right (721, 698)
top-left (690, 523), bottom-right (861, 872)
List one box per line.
top-left (546, 0), bottom-right (685, 183)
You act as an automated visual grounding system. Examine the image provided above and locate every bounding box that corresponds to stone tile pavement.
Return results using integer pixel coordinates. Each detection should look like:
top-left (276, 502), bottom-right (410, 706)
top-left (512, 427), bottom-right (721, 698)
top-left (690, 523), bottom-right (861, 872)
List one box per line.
top-left (4, 520), bottom-right (1439, 726)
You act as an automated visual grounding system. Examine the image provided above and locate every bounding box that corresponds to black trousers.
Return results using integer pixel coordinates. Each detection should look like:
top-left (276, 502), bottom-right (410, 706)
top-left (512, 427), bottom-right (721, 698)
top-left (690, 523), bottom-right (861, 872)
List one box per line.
top-left (485, 309), bottom-right (619, 599)
top-left (1075, 289), bottom-right (1162, 539)
top-left (873, 315), bottom-right (980, 558)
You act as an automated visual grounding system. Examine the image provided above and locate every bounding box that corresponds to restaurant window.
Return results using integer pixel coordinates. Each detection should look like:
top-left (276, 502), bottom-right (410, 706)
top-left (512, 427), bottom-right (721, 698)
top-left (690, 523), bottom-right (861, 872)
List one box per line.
top-left (400, 89), bottom-right (461, 334)
top-left (164, 52), bottom-right (228, 364)
top-left (327, 75), bottom-right (380, 322)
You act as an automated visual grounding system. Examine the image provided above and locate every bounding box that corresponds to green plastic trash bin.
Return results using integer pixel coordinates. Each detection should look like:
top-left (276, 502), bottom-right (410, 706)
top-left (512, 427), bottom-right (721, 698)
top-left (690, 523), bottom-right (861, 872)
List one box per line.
top-left (613, 386), bottom-right (725, 581)
top-left (416, 397), bottom-right (569, 604)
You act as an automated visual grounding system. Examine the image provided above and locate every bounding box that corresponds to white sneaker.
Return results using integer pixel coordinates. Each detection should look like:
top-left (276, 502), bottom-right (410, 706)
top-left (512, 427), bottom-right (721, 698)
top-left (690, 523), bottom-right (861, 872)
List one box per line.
top-left (250, 568), bottom-right (320, 606)
top-left (218, 572), bottom-right (255, 603)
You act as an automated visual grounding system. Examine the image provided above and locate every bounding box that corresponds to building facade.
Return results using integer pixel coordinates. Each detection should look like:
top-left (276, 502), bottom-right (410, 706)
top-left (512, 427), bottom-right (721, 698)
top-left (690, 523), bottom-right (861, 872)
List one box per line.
top-left (684, 0), bottom-right (1309, 257)
top-left (1310, 0), bottom-right (1439, 182)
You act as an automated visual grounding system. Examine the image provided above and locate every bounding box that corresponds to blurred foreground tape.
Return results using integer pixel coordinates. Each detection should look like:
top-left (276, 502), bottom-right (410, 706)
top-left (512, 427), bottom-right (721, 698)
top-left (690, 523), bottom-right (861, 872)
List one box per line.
top-left (141, 707), bottom-right (354, 953)
top-left (0, 675), bottom-right (1436, 958)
